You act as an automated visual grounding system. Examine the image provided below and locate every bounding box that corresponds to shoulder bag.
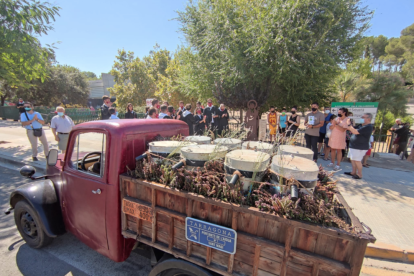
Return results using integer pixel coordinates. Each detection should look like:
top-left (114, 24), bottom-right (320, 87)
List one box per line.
top-left (24, 112), bottom-right (43, 137)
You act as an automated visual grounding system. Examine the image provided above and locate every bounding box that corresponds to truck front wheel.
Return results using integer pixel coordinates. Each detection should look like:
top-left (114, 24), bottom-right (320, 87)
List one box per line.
top-left (14, 200), bottom-right (53, 249)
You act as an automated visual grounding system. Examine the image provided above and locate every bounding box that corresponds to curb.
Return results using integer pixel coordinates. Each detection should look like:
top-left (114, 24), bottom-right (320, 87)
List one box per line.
top-left (0, 153), bottom-right (46, 174)
top-left (366, 243), bottom-right (414, 264)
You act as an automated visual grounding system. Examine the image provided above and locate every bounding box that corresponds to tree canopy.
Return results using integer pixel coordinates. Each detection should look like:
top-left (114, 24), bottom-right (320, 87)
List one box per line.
top-left (15, 65), bottom-right (90, 106)
top-left (176, 0), bottom-right (372, 111)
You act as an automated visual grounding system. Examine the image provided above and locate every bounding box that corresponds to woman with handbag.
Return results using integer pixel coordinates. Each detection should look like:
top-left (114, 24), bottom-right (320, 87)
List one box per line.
top-left (20, 102), bottom-right (49, 161)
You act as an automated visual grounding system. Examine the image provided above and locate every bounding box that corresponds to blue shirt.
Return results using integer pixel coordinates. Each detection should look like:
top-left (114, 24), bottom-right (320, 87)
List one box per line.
top-left (279, 115), bottom-right (287, 128)
top-left (319, 113), bottom-right (332, 134)
top-left (20, 112), bottom-right (44, 130)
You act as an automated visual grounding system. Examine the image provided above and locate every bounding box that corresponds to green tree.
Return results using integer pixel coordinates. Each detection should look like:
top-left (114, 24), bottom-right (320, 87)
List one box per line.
top-left (0, 0), bottom-right (60, 105)
top-left (109, 49), bottom-right (157, 109)
top-left (355, 74), bottom-right (413, 133)
top-left (16, 65), bottom-right (90, 106)
top-left (177, 0), bottom-right (371, 111)
top-left (82, 71), bottom-right (99, 80)
top-left (365, 35), bottom-right (389, 73)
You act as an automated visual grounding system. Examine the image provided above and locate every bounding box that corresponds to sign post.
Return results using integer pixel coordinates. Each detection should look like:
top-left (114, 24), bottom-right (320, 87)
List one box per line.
top-left (330, 102), bottom-right (378, 124)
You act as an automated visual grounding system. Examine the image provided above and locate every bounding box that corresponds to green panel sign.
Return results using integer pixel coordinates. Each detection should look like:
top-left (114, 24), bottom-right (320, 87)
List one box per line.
top-left (330, 102), bottom-right (378, 123)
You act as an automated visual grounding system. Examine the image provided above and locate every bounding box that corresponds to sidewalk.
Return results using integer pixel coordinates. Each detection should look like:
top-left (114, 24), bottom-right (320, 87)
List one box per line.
top-left (317, 157), bottom-right (414, 263)
top-left (0, 120), bottom-right (54, 173)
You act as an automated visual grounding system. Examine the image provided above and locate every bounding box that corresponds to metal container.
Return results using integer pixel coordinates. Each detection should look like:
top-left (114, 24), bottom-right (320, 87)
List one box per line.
top-left (181, 145), bottom-right (228, 169)
top-left (148, 141), bottom-right (197, 162)
top-left (277, 145), bottom-right (314, 160)
top-left (270, 154), bottom-right (319, 192)
top-left (224, 150), bottom-right (271, 190)
top-left (184, 136), bottom-right (212, 145)
top-left (213, 138), bottom-right (242, 150)
top-left (242, 141), bottom-right (274, 153)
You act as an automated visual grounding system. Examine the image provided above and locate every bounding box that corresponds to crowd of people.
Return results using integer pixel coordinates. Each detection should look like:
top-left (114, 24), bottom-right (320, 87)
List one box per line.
top-left (17, 96), bottom-right (414, 171)
top-left (100, 96), bottom-right (230, 136)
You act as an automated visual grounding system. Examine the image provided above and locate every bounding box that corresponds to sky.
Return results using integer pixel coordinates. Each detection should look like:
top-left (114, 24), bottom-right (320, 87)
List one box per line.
top-left (37, 0), bottom-right (414, 77)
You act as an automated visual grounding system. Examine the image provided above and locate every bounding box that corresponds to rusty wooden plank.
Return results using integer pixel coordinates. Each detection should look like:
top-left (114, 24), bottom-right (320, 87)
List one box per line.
top-left (168, 216), bottom-right (174, 250)
top-left (280, 226), bottom-right (295, 276)
top-left (258, 256), bottom-right (282, 275)
top-left (294, 228), bottom-right (318, 253)
top-left (252, 245), bottom-right (262, 276)
top-left (151, 188), bottom-right (157, 243)
top-left (186, 198), bottom-right (193, 257)
top-left (311, 263), bottom-right (319, 276)
top-left (120, 176), bottom-right (128, 231)
top-left (289, 249), bottom-right (350, 274)
top-left (227, 211), bottom-right (238, 273)
top-left (206, 247), bottom-right (212, 265)
top-left (211, 249), bottom-right (230, 268)
top-left (349, 240), bottom-right (369, 276)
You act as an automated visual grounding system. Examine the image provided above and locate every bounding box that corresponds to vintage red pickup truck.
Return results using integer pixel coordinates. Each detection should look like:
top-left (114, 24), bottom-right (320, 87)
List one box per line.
top-left (5, 119), bottom-right (374, 276)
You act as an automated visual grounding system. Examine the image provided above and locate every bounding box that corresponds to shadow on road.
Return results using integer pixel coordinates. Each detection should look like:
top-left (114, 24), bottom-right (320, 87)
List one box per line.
top-left (16, 242), bottom-right (88, 276)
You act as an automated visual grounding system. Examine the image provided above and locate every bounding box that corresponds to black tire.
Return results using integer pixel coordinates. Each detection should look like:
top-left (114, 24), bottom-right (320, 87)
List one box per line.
top-left (149, 256), bottom-right (213, 276)
top-left (160, 268), bottom-right (198, 276)
top-left (14, 200), bottom-right (53, 249)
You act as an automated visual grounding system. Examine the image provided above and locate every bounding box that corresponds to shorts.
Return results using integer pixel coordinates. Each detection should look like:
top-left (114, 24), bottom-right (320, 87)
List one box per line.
top-left (347, 148), bottom-right (368, 162)
top-left (269, 127), bottom-right (277, 135)
top-left (324, 138), bottom-right (329, 146)
top-left (58, 133), bottom-right (70, 151)
top-left (365, 149), bottom-right (372, 156)
top-left (279, 127), bottom-right (286, 134)
top-left (286, 129), bottom-right (297, 138)
top-left (318, 132), bottom-right (326, 143)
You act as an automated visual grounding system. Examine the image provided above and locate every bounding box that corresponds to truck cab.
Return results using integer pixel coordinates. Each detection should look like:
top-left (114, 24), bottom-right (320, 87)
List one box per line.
top-left (7, 119), bottom-right (189, 262)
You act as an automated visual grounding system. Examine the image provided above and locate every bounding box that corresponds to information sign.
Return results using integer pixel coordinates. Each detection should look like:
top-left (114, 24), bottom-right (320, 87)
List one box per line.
top-left (146, 99), bottom-right (155, 107)
top-left (185, 217), bottom-right (237, 254)
top-left (331, 102), bottom-right (378, 124)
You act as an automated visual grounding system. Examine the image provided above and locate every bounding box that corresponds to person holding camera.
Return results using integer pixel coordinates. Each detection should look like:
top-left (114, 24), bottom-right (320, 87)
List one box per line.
top-left (20, 102), bottom-right (49, 161)
top-left (394, 122), bottom-right (411, 158)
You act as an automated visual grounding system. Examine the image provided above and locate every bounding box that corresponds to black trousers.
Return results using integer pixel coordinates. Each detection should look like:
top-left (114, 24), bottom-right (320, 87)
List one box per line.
top-left (305, 134), bottom-right (319, 161)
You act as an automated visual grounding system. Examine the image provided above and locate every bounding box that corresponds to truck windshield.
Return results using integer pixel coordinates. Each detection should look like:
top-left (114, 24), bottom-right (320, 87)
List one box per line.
top-left (70, 132), bottom-right (106, 177)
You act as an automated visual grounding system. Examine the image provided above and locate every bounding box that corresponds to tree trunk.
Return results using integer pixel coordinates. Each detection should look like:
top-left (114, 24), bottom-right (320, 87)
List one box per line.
top-left (240, 108), bottom-right (243, 123)
top-left (0, 95), bottom-right (5, 106)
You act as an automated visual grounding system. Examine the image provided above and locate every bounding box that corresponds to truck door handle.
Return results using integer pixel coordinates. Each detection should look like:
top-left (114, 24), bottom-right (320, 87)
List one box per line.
top-left (92, 189), bottom-right (101, 195)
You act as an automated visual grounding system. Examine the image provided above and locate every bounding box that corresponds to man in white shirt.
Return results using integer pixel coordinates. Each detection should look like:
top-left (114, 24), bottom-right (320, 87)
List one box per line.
top-left (109, 107), bottom-right (120, 119)
top-left (51, 106), bottom-right (75, 154)
top-left (158, 105), bottom-right (168, 119)
top-left (146, 107), bottom-right (158, 119)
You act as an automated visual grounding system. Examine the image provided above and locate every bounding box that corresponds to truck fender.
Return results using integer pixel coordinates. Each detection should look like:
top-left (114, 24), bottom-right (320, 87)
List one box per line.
top-left (9, 179), bottom-right (66, 237)
top-left (149, 254), bottom-right (213, 276)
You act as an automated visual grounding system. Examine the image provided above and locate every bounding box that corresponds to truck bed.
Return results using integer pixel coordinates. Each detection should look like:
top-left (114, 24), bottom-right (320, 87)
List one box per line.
top-left (120, 174), bottom-right (375, 276)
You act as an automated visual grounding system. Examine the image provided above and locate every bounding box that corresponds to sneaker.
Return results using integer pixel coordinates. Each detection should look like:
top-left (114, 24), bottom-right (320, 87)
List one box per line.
top-left (327, 163), bottom-right (334, 167)
top-left (320, 153), bottom-right (325, 157)
top-left (333, 165), bottom-right (341, 171)
top-left (32, 157), bottom-right (39, 161)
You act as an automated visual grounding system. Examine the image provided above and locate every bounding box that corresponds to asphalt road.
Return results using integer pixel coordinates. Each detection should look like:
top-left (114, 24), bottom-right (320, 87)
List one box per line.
top-left (0, 166), bottom-right (152, 276)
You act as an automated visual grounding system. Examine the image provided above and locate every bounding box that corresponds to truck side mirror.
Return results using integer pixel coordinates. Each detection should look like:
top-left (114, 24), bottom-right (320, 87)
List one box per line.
top-left (20, 165), bottom-right (36, 178)
top-left (47, 149), bottom-right (58, 166)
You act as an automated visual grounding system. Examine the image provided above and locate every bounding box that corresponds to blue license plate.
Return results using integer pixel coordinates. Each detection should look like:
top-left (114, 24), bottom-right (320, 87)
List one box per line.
top-left (185, 217), bottom-right (237, 254)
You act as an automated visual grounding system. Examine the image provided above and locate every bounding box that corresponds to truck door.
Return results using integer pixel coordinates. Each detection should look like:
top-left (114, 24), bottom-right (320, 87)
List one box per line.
top-left (62, 131), bottom-right (108, 250)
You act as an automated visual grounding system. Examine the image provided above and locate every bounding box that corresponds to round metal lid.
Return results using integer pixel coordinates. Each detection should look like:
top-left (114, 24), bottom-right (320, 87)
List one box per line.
top-left (278, 145), bottom-right (314, 159)
top-left (181, 145), bottom-right (228, 161)
top-left (184, 136), bottom-right (212, 144)
top-left (149, 141), bottom-right (197, 154)
top-left (271, 154), bottom-right (319, 173)
top-left (225, 150), bottom-right (270, 172)
top-left (242, 141), bottom-right (274, 152)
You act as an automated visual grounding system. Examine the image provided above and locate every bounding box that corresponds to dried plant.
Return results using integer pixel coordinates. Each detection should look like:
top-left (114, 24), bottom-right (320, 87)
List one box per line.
top-left (133, 156), bottom-right (354, 232)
